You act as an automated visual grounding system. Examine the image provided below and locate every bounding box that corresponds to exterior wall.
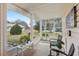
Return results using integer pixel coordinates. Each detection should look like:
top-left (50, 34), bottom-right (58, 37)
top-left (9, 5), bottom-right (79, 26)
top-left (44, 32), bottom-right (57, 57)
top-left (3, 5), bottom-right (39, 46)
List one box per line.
top-left (64, 4), bottom-right (79, 56)
top-left (66, 28), bottom-right (79, 55)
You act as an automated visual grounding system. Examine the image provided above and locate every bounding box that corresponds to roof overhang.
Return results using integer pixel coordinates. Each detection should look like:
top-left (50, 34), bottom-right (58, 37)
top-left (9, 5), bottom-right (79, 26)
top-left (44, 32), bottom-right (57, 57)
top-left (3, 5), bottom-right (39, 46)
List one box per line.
top-left (8, 3), bottom-right (74, 20)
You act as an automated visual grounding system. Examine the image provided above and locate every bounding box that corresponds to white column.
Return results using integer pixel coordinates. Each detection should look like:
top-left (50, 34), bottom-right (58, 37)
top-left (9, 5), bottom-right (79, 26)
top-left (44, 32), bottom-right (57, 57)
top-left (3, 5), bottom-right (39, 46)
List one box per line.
top-left (30, 14), bottom-right (33, 40)
top-left (40, 20), bottom-right (42, 39)
top-left (53, 21), bottom-right (56, 32)
top-left (49, 20), bottom-right (52, 32)
top-left (0, 4), bottom-right (8, 56)
top-left (52, 21), bottom-right (56, 32)
top-left (62, 16), bottom-right (67, 53)
top-left (45, 20), bottom-right (47, 40)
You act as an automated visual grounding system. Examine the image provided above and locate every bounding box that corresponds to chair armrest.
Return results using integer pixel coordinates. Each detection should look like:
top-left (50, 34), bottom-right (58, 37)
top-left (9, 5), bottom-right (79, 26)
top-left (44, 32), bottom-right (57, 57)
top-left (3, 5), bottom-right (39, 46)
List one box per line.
top-left (51, 48), bottom-right (68, 56)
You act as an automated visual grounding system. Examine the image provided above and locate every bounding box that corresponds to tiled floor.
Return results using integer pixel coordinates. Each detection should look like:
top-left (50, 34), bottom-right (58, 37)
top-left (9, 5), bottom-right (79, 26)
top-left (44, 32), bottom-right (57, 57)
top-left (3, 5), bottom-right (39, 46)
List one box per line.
top-left (33, 41), bottom-right (50, 56)
top-left (16, 41), bottom-right (50, 56)
top-left (7, 37), bottom-right (50, 56)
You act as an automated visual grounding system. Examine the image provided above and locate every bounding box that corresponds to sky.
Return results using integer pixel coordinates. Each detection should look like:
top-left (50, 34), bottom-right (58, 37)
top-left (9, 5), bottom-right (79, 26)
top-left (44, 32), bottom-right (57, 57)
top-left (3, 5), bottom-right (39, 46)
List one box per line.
top-left (7, 10), bottom-right (31, 27)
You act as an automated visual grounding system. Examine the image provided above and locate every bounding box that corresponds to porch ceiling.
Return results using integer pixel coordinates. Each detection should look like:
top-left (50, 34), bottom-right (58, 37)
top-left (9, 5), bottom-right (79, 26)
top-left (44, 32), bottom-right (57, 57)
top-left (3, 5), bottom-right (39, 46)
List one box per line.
top-left (8, 3), bottom-right (74, 20)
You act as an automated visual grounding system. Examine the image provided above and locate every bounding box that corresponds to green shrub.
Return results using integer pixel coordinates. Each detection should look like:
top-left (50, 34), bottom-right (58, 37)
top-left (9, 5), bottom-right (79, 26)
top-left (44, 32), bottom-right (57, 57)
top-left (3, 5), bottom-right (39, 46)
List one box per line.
top-left (34, 21), bottom-right (40, 32)
top-left (10, 24), bottom-right (22, 35)
top-left (8, 39), bottom-right (19, 46)
top-left (19, 35), bottom-right (30, 44)
top-left (42, 33), bottom-right (45, 36)
top-left (42, 32), bottom-right (48, 36)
